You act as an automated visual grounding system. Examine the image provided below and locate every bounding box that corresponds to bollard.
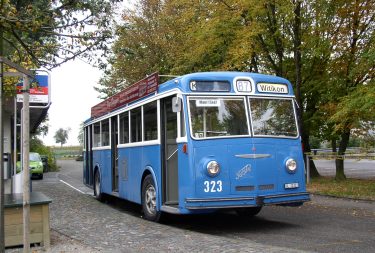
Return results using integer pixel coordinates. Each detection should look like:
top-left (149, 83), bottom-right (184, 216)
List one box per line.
top-left (306, 154), bottom-right (310, 184)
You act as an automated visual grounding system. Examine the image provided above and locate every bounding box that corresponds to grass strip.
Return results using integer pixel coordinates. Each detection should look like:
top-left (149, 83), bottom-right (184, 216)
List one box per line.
top-left (307, 177), bottom-right (375, 201)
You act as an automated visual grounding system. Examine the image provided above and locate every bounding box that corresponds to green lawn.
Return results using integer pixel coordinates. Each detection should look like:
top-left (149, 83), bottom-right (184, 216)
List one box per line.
top-left (51, 146), bottom-right (82, 158)
top-left (307, 177), bottom-right (375, 201)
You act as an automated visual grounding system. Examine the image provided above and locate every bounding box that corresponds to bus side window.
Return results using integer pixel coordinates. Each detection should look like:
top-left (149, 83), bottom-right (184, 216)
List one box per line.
top-left (101, 119), bottom-right (110, 146)
top-left (172, 96), bottom-right (186, 138)
top-left (131, 108), bottom-right (142, 143)
top-left (144, 101), bottom-right (158, 141)
top-left (119, 112), bottom-right (129, 144)
top-left (93, 122), bottom-right (101, 147)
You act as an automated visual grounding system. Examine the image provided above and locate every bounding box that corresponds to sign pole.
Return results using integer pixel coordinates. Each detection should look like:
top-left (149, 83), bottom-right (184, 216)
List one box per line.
top-left (0, 4), bottom-right (5, 247)
top-left (22, 75), bottom-right (30, 252)
top-left (0, 51), bottom-right (4, 253)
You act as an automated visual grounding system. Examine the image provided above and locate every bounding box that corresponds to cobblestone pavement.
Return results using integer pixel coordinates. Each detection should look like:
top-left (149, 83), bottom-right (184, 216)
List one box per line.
top-left (7, 170), bottom-right (312, 253)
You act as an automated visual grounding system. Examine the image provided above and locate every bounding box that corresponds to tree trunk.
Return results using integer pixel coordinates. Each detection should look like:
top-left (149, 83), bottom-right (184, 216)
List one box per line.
top-left (332, 139), bottom-right (337, 153)
top-left (293, 0), bottom-right (302, 132)
top-left (293, 0), bottom-right (320, 178)
top-left (335, 130), bottom-right (350, 181)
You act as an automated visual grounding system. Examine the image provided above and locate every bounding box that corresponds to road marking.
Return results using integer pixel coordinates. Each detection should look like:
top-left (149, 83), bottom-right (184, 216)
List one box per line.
top-left (60, 179), bottom-right (86, 194)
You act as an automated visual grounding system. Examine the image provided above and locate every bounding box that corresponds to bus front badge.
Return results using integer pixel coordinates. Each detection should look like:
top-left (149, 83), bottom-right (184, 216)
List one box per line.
top-left (236, 164), bottom-right (252, 180)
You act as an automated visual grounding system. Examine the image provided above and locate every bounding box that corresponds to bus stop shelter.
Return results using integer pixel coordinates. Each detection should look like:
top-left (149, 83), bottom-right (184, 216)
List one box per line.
top-left (0, 57), bottom-right (51, 250)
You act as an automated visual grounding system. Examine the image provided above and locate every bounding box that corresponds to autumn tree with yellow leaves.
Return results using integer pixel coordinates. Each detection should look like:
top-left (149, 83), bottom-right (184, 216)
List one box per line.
top-left (98, 0), bottom-right (375, 180)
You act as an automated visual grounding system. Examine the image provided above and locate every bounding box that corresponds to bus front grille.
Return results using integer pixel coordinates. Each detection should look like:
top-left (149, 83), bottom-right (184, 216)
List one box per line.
top-left (259, 184), bottom-right (275, 190)
top-left (235, 185), bottom-right (255, 191)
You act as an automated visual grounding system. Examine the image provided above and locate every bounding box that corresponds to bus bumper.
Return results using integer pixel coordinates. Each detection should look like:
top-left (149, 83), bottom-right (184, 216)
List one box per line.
top-left (184, 192), bottom-right (310, 210)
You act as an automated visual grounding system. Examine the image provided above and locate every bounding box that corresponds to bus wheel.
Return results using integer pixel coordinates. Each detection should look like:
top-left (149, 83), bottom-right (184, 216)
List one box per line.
top-left (235, 207), bottom-right (262, 217)
top-left (94, 171), bottom-right (103, 201)
top-left (142, 175), bottom-right (161, 222)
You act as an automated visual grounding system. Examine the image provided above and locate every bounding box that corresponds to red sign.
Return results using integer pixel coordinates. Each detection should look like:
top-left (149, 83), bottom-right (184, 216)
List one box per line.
top-left (91, 73), bottom-right (159, 118)
top-left (16, 74), bottom-right (50, 103)
top-left (17, 86), bottom-right (48, 95)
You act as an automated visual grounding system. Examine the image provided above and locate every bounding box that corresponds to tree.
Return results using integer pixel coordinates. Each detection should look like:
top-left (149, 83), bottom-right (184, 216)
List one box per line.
top-left (98, 0), bottom-right (375, 180)
top-left (96, 0), bottom-right (179, 97)
top-left (30, 136), bottom-right (57, 171)
top-left (78, 122), bottom-right (84, 146)
top-left (54, 128), bottom-right (70, 147)
top-left (317, 0), bottom-right (375, 180)
top-left (0, 0), bottom-right (121, 70)
top-left (33, 113), bottom-right (49, 136)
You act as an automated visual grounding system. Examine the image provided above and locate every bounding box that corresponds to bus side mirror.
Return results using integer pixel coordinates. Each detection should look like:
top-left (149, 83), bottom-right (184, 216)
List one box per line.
top-left (172, 97), bottom-right (181, 113)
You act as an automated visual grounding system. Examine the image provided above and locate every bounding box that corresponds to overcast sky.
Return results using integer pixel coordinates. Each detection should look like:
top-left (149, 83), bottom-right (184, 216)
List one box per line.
top-left (41, 1), bottom-right (134, 146)
top-left (42, 59), bottom-right (102, 146)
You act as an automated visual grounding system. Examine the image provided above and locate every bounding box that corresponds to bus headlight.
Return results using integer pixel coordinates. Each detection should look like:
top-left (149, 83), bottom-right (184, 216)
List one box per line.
top-left (207, 161), bottom-right (220, 177)
top-left (285, 158), bottom-right (297, 173)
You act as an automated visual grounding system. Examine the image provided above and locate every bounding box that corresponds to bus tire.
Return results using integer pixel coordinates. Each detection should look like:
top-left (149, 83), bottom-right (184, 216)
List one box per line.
top-left (142, 174), bottom-right (161, 222)
top-left (235, 207), bottom-right (262, 217)
top-left (94, 170), bottom-right (103, 201)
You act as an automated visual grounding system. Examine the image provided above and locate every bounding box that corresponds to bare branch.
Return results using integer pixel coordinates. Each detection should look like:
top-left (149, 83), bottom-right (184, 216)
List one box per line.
top-left (10, 28), bottom-right (42, 66)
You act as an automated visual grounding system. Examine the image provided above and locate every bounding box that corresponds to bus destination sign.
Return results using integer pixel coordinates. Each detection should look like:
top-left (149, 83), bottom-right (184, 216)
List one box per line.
top-left (91, 72), bottom-right (159, 118)
top-left (257, 83), bottom-right (288, 94)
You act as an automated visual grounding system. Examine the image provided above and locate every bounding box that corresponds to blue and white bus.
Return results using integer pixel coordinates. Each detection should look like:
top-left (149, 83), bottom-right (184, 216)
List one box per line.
top-left (83, 72), bottom-right (310, 221)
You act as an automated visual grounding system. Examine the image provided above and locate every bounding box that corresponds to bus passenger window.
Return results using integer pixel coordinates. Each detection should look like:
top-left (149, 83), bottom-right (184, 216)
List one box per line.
top-left (165, 98), bottom-right (177, 139)
top-left (144, 101), bottom-right (157, 141)
top-left (131, 107), bottom-right (142, 142)
top-left (120, 112), bottom-right (129, 143)
top-left (101, 120), bottom-right (110, 146)
top-left (93, 122), bottom-right (101, 147)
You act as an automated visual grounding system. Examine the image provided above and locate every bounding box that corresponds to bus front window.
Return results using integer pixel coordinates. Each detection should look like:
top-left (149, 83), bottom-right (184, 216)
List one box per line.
top-left (189, 97), bottom-right (249, 139)
top-left (249, 98), bottom-right (298, 137)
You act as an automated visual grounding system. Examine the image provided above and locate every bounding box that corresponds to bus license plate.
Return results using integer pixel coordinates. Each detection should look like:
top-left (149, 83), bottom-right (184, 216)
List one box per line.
top-left (284, 183), bottom-right (299, 189)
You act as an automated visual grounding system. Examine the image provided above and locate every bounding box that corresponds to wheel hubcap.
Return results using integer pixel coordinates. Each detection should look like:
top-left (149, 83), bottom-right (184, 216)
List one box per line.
top-left (145, 184), bottom-right (156, 215)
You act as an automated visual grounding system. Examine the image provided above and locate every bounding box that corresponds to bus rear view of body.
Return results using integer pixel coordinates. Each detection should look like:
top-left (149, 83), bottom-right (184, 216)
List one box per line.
top-left (83, 72), bottom-right (310, 221)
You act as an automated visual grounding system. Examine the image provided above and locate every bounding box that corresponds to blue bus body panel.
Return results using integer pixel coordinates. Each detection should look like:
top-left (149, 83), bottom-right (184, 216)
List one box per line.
top-left (180, 137), bottom-right (308, 212)
top-left (117, 145), bottom-right (161, 204)
top-left (83, 152), bottom-right (87, 185)
top-left (92, 149), bottom-right (112, 194)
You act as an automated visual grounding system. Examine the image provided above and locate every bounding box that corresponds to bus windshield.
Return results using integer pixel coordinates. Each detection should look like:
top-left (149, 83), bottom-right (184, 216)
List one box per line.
top-left (249, 98), bottom-right (298, 137)
top-left (189, 97), bottom-right (249, 139)
top-left (188, 97), bottom-right (298, 139)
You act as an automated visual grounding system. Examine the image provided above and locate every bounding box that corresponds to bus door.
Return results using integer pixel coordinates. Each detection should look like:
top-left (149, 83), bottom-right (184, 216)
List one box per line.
top-left (161, 96), bottom-right (179, 205)
top-left (84, 125), bottom-right (94, 186)
top-left (111, 116), bottom-right (119, 192)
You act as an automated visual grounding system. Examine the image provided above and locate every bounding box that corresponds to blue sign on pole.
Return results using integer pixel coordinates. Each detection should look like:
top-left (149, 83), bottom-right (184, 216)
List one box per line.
top-left (17, 72), bottom-right (50, 104)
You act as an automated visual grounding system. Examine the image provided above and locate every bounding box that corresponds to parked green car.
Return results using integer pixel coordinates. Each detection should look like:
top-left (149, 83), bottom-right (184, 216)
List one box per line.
top-left (16, 152), bottom-right (44, 179)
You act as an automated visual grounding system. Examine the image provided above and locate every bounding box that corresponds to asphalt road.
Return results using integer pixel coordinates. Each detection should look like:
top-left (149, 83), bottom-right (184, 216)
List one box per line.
top-left (54, 160), bottom-right (375, 253)
top-left (314, 159), bottom-right (375, 179)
